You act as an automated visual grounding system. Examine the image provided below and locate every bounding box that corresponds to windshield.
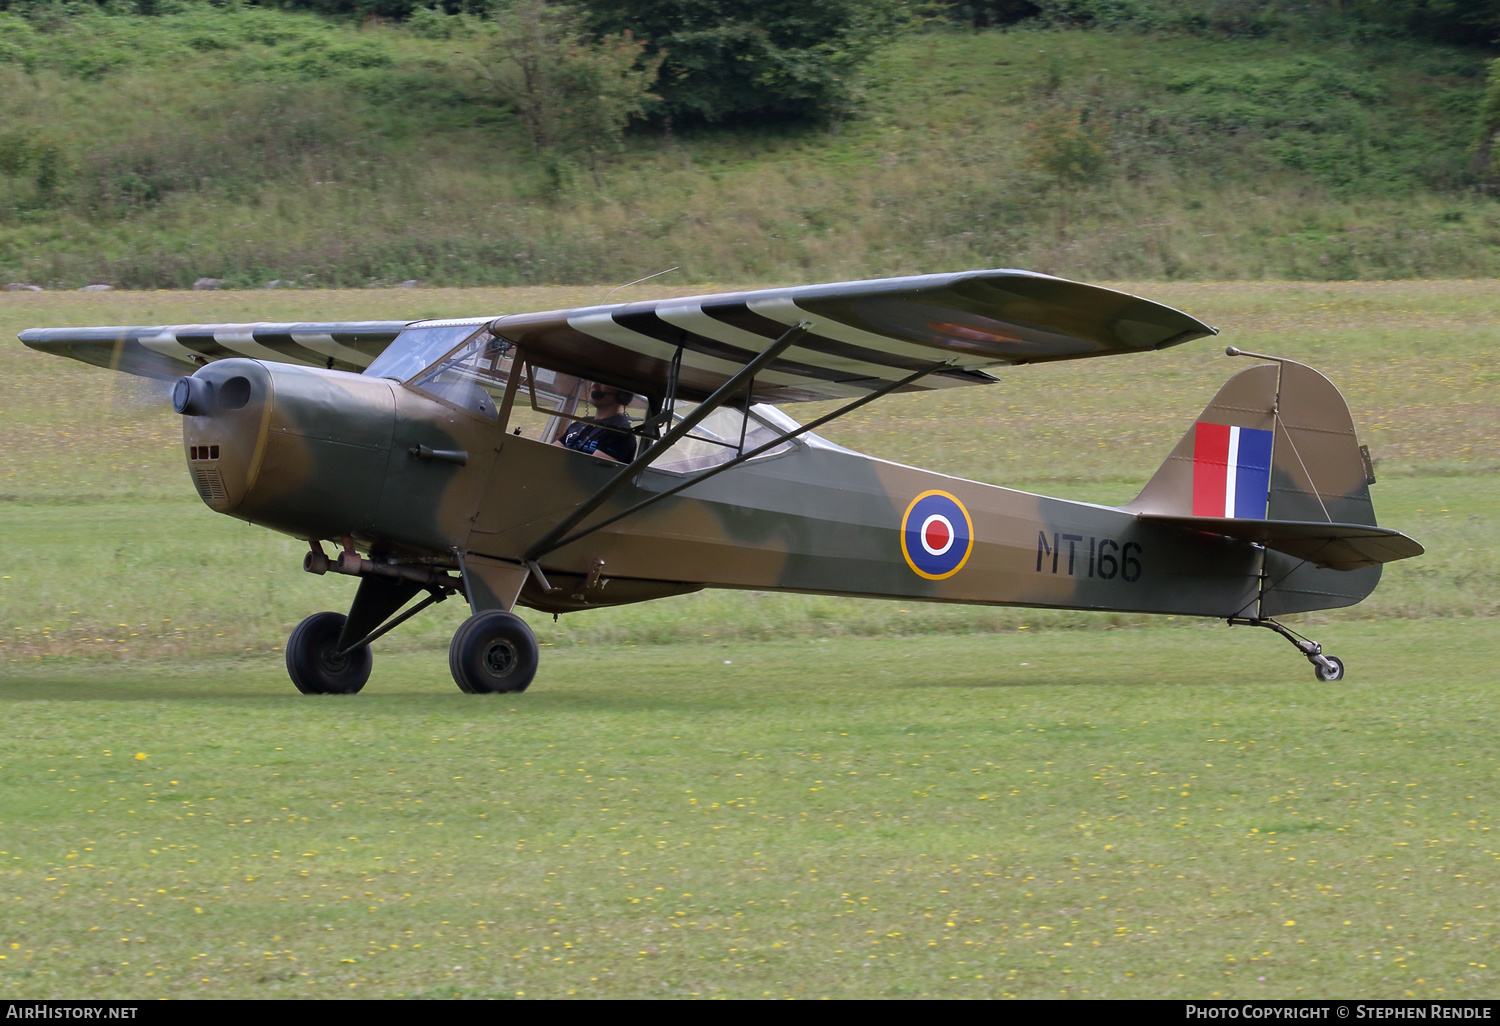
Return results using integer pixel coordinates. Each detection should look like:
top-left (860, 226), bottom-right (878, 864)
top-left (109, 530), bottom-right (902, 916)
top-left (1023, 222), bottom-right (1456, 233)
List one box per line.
top-left (405, 329), bottom-right (587, 430)
top-left (363, 323), bottom-right (487, 383)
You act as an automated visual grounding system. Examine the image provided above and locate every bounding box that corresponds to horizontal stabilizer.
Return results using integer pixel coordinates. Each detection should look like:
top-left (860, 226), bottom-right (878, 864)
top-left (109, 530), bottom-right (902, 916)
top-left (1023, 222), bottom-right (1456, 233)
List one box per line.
top-left (1138, 514), bottom-right (1424, 570)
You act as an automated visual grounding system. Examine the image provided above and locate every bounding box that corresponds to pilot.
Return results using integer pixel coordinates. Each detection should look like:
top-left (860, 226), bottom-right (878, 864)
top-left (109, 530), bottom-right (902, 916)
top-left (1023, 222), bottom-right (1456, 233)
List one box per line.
top-left (554, 383), bottom-right (637, 463)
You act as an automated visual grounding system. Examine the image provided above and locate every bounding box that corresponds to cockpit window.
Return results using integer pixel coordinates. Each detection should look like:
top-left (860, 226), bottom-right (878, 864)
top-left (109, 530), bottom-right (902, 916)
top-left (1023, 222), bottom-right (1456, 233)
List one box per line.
top-left (651, 404), bottom-right (795, 474)
top-left (364, 324), bottom-right (485, 383)
top-left (371, 324), bottom-right (802, 460)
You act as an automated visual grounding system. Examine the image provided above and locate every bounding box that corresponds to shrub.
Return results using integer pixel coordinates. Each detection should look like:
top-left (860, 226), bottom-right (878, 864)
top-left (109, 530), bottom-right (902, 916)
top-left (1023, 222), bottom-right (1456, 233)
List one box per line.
top-left (580, 0), bottom-right (910, 124)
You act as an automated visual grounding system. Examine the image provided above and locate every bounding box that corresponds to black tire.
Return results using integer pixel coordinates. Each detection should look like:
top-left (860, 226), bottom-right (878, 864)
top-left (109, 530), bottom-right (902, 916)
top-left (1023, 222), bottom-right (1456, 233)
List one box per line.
top-left (286, 611), bottom-right (372, 695)
top-left (1313, 655), bottom-right (1345, 683)
top-left (449, 610), bottom-right (539, 694)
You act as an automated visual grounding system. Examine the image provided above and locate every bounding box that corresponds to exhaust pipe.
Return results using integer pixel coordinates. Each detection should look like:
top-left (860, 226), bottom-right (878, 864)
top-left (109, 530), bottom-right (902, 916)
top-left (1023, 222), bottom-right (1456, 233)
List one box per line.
top-left (304, 545), bottom-right (464, 594)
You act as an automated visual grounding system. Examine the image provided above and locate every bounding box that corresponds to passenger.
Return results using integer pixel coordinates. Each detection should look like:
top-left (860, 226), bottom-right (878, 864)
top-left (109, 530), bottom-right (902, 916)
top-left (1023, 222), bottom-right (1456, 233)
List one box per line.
top-left (554, 383), bottom-right (637, 463)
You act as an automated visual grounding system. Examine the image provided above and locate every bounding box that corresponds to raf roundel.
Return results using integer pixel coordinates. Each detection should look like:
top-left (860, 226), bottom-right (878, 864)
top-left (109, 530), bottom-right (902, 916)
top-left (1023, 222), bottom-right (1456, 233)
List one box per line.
top-left (900, 490), bottom-right (975, 580)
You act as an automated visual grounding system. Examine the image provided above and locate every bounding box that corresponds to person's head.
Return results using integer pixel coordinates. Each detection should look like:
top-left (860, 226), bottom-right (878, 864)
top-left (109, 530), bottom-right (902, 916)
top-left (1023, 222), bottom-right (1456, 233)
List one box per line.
top-left (588, 383), bottom-right (633, 416)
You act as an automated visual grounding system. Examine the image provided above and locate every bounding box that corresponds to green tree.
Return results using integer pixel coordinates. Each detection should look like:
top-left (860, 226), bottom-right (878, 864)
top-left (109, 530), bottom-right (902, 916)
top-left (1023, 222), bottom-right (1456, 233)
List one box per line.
top-left (480, 0), bottom-right (662, 185)
top-left (1477, 57), bottom-right (1500, 181)
top-left (1345, 0), bottom-right (1500, 48)
top-left (580, 0), bottom-right (910, 125)
top-left (950, 0), bottom-right (1041, 29)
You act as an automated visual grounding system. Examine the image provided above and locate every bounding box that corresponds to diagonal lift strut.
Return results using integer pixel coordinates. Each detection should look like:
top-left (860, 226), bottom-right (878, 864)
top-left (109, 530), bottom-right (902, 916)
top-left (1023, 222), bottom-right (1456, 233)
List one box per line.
top-left (523, 321), bottom-right (813, 565)
top-left (525, 355), bottom-right (948, 563)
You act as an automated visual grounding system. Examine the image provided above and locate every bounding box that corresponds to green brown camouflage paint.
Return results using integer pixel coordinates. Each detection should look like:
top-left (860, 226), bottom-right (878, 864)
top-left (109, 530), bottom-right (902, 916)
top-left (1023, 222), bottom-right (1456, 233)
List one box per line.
top-left (176, 356), bottom-right (1340, 624)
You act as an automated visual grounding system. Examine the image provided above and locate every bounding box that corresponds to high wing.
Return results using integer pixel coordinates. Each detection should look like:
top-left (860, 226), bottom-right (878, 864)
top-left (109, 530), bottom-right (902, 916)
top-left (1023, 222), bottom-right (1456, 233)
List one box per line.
top-left (17, 270), bottom-right (1214, 402)
top-left (484, 269), bottom-right (1215, 402)
top-left (17, 321), bottom-right (411, 379)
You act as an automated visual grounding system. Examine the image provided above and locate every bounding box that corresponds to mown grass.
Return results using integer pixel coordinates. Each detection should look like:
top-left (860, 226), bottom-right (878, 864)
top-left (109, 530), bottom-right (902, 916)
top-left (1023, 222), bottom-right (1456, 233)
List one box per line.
top-left (1, 9), bottom-right (1496, 287)
top-left (1, 281), bottom-right (1495, 998)
top-left (2, 622), bottom-right (1496, 998)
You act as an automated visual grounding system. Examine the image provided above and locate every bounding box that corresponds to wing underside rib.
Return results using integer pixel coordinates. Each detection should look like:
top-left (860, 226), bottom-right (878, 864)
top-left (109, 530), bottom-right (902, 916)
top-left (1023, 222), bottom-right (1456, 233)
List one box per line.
top-left (18, 322), bottom-right (410, 379)
top-left (489, 269), bottom-right (1216, 403)
top-left (18, 270), bottom-right (1215, 404)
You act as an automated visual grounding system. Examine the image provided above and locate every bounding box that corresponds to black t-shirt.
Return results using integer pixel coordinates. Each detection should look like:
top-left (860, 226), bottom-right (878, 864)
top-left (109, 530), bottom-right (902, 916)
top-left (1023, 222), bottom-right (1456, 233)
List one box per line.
top-left (560, 414), bottom-right (635, 463)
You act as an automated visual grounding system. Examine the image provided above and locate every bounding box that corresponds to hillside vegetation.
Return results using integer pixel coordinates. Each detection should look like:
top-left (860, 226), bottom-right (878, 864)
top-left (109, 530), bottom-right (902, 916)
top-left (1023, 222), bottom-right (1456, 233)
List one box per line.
top-left (0, 4), bottom-right (1495, 287)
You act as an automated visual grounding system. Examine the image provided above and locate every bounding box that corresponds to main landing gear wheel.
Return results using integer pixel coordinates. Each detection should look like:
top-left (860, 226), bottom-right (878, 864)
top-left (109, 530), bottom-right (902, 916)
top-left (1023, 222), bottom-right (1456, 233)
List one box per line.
top-left (450, 610), bottom-right (539, 694)
top-left (1312, 655), bottom-right (1345, 683)
top-left (286, 611), bottom-right (372, 695)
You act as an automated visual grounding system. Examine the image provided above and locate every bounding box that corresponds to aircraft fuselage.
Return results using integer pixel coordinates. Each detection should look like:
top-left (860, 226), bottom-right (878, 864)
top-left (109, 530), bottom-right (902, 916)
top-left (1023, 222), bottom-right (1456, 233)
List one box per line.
top-left (179, 358), bottom-right (1375, 624)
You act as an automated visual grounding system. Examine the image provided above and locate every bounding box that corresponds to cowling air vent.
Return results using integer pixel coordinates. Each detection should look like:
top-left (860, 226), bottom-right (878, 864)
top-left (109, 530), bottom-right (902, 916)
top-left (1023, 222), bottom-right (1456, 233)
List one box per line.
top-left (191, 464), bottom-right (227, 505)
top-left (189, 445), bottom-right (220, 461)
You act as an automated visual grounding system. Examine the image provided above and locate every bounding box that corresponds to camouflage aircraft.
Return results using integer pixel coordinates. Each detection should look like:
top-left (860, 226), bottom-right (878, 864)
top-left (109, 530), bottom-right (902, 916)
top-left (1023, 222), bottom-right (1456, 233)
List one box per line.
top-left (19, 269), bottom-right (1422, 694)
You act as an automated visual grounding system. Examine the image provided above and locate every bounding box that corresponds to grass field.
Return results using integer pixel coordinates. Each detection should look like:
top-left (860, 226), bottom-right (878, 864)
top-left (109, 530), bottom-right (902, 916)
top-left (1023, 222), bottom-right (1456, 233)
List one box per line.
top-left (1, 280), bottom-right (1497, 997)
top-left (3, 624), bottom-right (1497, 999)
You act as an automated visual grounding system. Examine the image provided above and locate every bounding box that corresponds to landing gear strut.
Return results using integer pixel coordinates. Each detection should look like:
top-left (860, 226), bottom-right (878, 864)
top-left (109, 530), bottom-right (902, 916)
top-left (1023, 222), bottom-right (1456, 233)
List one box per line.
top-left (1229, 617), bottom-right (1345, 682)
top-left (292, 542), bottom-right (542, 695)
top-left (290, 540), bottom-right (467, 695)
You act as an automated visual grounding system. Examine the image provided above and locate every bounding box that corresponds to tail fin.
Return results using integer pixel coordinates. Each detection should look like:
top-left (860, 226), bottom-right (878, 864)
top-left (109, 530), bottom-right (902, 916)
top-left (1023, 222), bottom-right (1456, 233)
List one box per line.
top-left (1123, 353), bottom-right (1421, 614)
top-left (1126, 355), bottom-right (1379, 524)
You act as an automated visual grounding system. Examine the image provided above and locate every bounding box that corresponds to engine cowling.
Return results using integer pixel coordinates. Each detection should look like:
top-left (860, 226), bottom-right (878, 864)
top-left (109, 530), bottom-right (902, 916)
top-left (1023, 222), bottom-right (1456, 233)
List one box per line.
top-left (177, 359), bottom-right (396, 541)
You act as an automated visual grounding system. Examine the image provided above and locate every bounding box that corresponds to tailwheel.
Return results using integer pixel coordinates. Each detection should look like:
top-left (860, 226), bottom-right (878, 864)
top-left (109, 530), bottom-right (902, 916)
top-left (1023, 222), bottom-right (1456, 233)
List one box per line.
top-left (286, 611), bottom-right (372, 695)
top-left (1228, 616), bottom-right (1348, 683)
top-left (1312, 655), bottom-right (1345, 682)
top-left (450, 610), bottom-right (539, 694)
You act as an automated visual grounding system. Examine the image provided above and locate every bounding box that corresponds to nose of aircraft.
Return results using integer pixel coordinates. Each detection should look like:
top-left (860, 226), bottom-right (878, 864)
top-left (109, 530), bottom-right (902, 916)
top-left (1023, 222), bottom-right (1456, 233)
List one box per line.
top-left (177, 359), bottom-right (396, 540)
top-left (176, 359), bottom-right (274, 513)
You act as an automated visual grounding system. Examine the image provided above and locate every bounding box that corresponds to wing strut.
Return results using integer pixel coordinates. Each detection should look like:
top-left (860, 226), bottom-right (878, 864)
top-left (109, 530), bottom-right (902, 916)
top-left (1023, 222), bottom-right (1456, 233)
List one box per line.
top-left (527, 357), bottom-right (948, 564)
top-left (523, 322), bottom-right (814, 565)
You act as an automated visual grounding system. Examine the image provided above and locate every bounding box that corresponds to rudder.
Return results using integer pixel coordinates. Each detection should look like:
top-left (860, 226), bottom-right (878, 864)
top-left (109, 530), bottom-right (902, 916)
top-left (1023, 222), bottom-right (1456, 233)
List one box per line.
top-left (1123, 353), bottom-right (1398, 615)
